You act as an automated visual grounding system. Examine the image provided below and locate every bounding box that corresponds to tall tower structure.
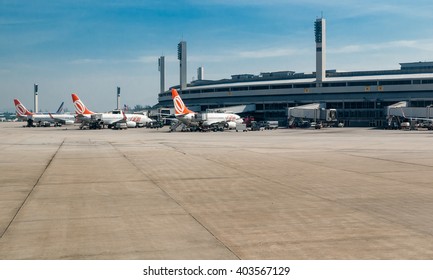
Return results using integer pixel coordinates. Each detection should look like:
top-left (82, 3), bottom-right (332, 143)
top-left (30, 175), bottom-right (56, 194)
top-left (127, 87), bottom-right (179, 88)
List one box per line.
top-left (34, 83), bottom-right (38, 113)
top-left (117, 87), bottom-right (121, 110)
top-left (158, 56), bottom-right (165, 93)
top-left (315, 17), bottom-right (326, 84)
top-left (178, 41), bottom-right (187, 90)
top-left (197, 66), bottom-right (204, 81)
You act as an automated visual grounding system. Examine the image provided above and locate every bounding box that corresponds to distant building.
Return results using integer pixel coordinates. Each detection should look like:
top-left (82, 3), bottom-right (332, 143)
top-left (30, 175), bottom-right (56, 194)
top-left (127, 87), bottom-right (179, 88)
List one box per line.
top-left (158, 19), bottom-right (433, 127)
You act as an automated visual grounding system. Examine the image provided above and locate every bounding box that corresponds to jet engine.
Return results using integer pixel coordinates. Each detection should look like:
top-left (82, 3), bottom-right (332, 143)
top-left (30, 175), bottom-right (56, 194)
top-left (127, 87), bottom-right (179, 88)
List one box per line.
top-left (226, 121), bottom-right (237, 129)
top-left (126, 121), bottom-right (136, 128)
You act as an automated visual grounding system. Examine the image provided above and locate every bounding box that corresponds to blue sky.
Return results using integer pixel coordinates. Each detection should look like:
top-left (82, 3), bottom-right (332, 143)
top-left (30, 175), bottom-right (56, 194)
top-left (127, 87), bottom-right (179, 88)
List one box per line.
top-left (1, 0), bottom-right (433, 112)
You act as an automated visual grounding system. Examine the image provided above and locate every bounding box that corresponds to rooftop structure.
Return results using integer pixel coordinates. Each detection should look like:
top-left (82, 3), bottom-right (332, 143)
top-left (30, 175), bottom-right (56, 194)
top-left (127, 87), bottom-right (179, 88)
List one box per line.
top-left (158, 18), bottom-right (433, 127)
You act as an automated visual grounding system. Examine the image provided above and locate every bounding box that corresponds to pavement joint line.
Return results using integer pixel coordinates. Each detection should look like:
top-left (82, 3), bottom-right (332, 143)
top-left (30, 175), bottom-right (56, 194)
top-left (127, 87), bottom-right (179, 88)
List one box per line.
top-left (153, 176), bottom-right (251, 182)
top-left (36, 179), bottom-right (154, 186)
top-left (0, 139), bottom-right (65, 240)
top-left (206, 154), bottom-right (433, 240)
top-left (17, 215), bottom-right (123, 224)
top-left (292, 152), bottom-right (433, 189)
top-left (157, 142), bottom-right (187, 155)
top-left (0, 138), bottom-right (29, 152)
top-left (109, 141), bottom-right (241, 260)
top-left (341, 152), bottom-right (433, 169)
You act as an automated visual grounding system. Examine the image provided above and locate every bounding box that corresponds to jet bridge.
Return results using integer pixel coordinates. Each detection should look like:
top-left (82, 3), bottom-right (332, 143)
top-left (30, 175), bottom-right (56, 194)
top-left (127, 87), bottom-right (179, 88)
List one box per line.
top-left (288, 103), bottom-right (337, 128)
top-left (387, 102), bottom-right (433, 119)
top-left (386, 101), bottom-right (433, 129)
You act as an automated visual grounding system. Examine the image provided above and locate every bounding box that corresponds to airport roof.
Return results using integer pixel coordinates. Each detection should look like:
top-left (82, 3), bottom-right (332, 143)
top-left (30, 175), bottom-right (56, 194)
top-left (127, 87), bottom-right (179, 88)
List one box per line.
top-left (182, 72), bottom-right (433, 91)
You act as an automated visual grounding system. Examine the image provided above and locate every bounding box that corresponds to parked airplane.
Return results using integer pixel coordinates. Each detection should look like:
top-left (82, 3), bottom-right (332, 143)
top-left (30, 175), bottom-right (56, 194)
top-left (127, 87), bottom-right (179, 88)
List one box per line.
top-left (14, 99), bottom-right (75, 126)
top-left (171, 88), bottom-right (243, 131)
top-left (71, 93), bottom-right (154, 129)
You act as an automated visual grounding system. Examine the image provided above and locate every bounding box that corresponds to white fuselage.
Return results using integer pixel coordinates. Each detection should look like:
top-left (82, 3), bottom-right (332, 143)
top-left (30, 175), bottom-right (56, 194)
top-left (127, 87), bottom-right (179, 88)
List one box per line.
top-left (176, 112), bottom-right (200, 126)
top-left (176, 112), bottom-right (242, 128)
top-left (201, 112), bottom-right (243, 127)
top-left (77, 113), bottom-right (122, 124)
top-left (18, 113), bottom-right (75, 125)
top-left (77, 111), bottom-right (153, 127)
top-left (125, 113), bottom-right (154, 125)
top-left (109, 111), bottom-right (154, 126)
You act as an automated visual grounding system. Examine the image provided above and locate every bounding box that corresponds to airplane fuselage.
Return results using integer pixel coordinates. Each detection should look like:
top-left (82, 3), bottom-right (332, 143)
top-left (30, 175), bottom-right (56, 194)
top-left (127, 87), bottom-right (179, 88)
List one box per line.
top-left (77, 112), bottom-right (153, 128)
top-left (78, 113), bottom-right (123, 125)
top-left (124, 113), bottom-right (153, 125)
top-left (201, 112), bottom-right (242, 127)
top-left (107, 111), bottom-right (153, 126)
top-left (176, 112), bottom-right (242, 129)
top-left (17, 113), bottom-right (75, 125)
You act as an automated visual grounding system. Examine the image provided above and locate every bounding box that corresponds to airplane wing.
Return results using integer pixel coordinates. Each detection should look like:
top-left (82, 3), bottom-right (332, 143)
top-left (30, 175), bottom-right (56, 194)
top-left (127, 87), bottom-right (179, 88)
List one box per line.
top-left (75, 113), bottom-right (91, 123)
top-left (110, 111), bottom-right (134, 129)
top-left (48, 113), bottom-right (74, 125)
top-left (120, 111), bottom-right (128, 122)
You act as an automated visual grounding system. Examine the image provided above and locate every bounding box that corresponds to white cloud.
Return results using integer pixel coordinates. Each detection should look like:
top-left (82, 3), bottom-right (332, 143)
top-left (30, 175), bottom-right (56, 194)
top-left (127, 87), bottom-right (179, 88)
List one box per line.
top-left (69, 58), bottom-right (105, 65)
top-left (135, 55), bottom-right (178, 64)
top-left (69, 56), bottom-right (175, 65)
top-left (188, 0), bottom-right (289, 6)
top-left (237, 48), bottom-right (298, 59)
top-left (330, 39), bottom-right (433, 54)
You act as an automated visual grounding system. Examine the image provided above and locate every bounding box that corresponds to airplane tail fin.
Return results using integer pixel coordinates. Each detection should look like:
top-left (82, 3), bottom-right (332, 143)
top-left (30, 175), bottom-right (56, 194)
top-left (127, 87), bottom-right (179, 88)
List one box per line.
top-left (171, 89), bottom-right (194, 115)
top-left (14, 99), bottom-right (34, 116)
top-left (55, 102), bottom-right (64, 114)
top-left (71, 93), bottom-right (95, 115)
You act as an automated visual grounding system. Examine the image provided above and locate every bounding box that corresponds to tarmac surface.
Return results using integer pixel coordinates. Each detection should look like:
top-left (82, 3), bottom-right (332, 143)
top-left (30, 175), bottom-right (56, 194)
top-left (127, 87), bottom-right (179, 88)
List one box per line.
top-left (1, 122), bottom-right (433, 259)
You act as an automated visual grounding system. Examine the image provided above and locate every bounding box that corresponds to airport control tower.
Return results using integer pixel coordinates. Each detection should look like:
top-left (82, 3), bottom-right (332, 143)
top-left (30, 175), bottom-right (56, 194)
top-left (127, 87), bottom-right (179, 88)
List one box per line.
top-left (315, 17), bottom-right (326, 84)
top-left (178, 41), bottom-right (187, 90)
top-left (158, 56), bottom-right (165, 93)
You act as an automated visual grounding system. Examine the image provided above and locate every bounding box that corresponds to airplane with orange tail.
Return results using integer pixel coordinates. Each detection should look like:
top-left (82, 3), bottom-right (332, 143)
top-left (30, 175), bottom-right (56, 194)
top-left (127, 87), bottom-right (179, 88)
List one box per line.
top-left (171, 88), bottom-right (200, 128)
top-left (14, 98), bottom-right (75, 126)
top-left (171, 88), bottom-right (243, 131)
top-left (72, 93), bottom-right (154, 129)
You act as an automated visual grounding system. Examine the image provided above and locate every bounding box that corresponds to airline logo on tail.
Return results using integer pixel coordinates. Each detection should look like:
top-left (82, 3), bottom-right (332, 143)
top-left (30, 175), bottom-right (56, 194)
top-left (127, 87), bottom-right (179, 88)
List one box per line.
top-left (55, 102), bottom-right (64, 114)
top-left (14, 99), bottom-right (33, 116)
top-left (171, 89), bottom-right (193, 115)
top-left (71, 93), bottom-right (95, 115)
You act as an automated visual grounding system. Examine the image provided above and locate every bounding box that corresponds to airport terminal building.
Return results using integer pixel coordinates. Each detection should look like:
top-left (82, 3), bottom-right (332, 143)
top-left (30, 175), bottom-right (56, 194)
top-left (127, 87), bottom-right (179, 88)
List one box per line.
top-left (157, 18), bottom-right (433, 127)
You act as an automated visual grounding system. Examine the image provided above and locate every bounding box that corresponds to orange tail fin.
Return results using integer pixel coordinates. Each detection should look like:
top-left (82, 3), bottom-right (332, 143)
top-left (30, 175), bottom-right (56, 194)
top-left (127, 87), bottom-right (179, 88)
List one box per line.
top-left (14, 99), bottom-right (33, 116)
top-left (71, 93), bottom-right (95, 115)
top-left (171, 89), bottom-right (193, 115)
